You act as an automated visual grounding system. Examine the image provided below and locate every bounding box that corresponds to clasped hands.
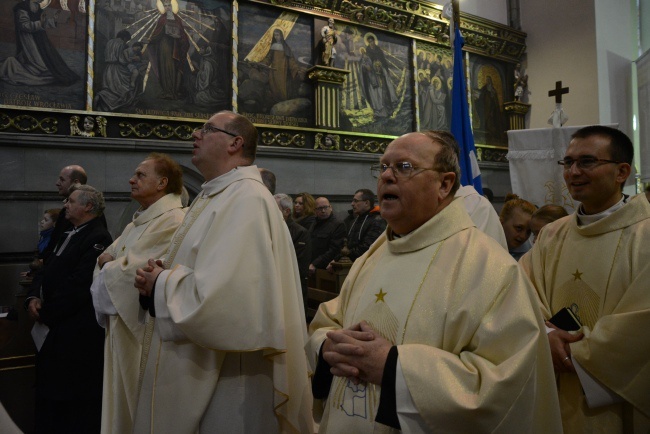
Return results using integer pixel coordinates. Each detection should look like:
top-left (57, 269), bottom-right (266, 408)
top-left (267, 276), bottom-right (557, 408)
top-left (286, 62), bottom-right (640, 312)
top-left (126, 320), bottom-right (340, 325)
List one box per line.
top-left (322, 320), bottom-right (392, 386)
top-left (134, 259), bottom-right (165, 297)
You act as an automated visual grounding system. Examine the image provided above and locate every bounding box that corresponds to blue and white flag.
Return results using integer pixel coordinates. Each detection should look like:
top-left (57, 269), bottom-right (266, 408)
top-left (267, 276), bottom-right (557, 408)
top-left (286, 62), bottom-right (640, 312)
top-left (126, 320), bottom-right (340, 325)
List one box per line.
top-left (450, 25), bottom-right (483, 194)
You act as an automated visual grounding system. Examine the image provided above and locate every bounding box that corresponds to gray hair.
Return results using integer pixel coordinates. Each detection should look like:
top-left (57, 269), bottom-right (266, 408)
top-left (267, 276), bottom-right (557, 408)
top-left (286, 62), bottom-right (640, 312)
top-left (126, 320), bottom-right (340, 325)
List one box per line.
top-left (273, 193), bottom-right (293, 212)
top-left (69, 184), bottom-right (105, 216)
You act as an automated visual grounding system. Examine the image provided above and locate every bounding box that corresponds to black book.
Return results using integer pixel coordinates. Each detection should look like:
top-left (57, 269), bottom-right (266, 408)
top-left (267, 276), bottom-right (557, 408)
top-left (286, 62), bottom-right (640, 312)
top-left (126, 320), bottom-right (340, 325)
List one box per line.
top-left (549, 307), bottom-right (582, 331)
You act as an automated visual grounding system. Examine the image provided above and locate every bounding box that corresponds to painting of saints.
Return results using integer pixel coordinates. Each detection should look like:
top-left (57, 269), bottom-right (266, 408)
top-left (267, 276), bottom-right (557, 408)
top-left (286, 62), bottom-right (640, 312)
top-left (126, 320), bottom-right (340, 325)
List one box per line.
top-left (337, 27), bottom-right (411, 135)
top-left (474, 73), bottom-right (506, 145)
top-left (94, 30), bottom-right (144, 112)
top-left (263, 28), bottom-right (305, 104)
top-left (237, 5), bottom-right (311, 124)
top-left (147, 0), bottom-right (190, 100)
top-left (421, 76), bottom-right (447, 130)
top-left (93, 0), bottom-right (231, 117)
top-left (361, 34), bottom-right (398, 118)
top-left (0, 0), bottom-right (79, 86)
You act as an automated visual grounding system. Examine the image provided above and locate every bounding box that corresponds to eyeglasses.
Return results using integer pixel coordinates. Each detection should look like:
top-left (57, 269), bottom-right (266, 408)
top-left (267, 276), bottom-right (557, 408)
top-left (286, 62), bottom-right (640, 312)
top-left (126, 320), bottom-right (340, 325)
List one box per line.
top-left (198, 123), bottom-right (238, 137)
top-left (557, 156), bottom-right (622, 171)
top-left (315, 206), bottom-right (330, 211)
top-left (370, 162), bottom-right (437, 179)
top-left (351, 198), bottom-right (366, 203)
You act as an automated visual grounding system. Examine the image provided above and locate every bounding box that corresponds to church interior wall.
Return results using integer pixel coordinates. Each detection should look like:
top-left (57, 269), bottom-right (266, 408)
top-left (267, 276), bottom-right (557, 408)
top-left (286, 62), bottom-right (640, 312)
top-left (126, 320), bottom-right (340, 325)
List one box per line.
top-left (520, 0), bottom-right (600, 129)
top-left (429, 0), bottom-right (508, 25)
top-left (594, 0), bottom-right (638, 138)
top-left (642, 0), bottom-right (650, 54)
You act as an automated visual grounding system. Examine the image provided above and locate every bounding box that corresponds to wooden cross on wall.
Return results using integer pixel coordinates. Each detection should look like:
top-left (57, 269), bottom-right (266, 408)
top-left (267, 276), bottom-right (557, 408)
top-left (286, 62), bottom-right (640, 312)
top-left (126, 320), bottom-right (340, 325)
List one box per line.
top-left (548, 81), bottom-right (569, 103)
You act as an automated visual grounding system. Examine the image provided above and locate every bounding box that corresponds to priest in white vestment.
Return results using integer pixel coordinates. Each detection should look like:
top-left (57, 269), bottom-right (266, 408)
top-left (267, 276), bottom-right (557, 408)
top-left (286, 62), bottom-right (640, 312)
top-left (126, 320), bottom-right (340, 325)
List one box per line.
top-left (307, 131), bottom-right (562, 433)
top-left (520, 125), bottom-right (650, 433)
top-left (91, 154), bottom-right (185, 433)
top-left (133, 111), bottom-right (313, 434)
top-left (435, 130), bottom-right (507, 250)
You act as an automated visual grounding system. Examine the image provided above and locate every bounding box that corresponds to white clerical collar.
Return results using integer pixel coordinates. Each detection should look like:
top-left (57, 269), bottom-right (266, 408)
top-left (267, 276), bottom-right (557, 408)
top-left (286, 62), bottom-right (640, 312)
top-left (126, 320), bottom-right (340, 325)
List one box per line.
top-left (577, 195), bottom-right (629, 226)
top-left (133, 208), bottom-right (145, 220)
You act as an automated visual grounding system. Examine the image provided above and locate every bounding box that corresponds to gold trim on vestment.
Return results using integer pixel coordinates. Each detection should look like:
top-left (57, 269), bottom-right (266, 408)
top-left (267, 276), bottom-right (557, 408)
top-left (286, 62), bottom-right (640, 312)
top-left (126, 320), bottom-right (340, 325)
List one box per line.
top-left (400, 241), bottom-right (443, 344)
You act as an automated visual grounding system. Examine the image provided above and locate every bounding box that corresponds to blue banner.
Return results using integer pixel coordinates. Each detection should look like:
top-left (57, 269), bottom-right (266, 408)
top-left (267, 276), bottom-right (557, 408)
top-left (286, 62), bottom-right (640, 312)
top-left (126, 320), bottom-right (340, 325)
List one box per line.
top-left (451, 26), bottom-right (483, 194)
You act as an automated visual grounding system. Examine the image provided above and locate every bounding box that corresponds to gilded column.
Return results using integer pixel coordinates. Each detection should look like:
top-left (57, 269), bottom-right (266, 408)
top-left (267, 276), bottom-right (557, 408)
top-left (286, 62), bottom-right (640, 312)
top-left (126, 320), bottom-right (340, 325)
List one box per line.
top-left (307, 66), bottom-right (350, 129)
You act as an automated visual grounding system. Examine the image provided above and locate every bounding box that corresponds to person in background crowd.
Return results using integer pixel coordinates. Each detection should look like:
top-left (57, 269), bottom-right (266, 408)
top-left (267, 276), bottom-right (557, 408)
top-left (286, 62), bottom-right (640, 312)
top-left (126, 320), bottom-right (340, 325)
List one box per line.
top-left (529, 204), bottom-right (568, 243)
top-left (499, 193), bottom-right (536, 260)
top-left (293, 192), bottom-right (316, 229)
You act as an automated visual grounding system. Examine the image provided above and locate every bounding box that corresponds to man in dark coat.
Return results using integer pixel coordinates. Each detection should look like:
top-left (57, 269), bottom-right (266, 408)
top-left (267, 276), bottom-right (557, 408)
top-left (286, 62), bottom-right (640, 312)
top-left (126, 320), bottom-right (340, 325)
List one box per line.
top-left (26, 184), bottom-right (112, 434)
top-left (341, 188), bottom-right (386, 261)
top-left (275, 193), bottom-right (311, 315)
top-left (309, 196), bottom-right (345, 273)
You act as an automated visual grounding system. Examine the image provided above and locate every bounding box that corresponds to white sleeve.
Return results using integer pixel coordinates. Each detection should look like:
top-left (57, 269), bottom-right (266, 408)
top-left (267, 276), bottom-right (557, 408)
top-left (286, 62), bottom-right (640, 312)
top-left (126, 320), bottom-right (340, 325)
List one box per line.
top-left (572, 356), bottom-right (624, 408)
top-left (90, 269), bottom-right (117, 328)
top-left (396, 357), bottom-right (430, 433)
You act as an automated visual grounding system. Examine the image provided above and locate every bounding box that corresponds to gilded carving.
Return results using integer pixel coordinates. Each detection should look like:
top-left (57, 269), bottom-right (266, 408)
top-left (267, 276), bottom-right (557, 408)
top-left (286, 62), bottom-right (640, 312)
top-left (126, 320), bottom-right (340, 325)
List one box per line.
top-left (342, 1), bottom-right (409, 31)
top-left (314, 133), bottom-right (340, 150)
top-left (119, 122), bottom-right (194, 140)
top-left (0, 113), bottom-right (58, 134)
top-left (478, 147), bottom-right (508, 163)
top-left (307, 69), bottom-right (349, 84)
top-left (270, 0), bottom-right (329, 7)
top-left (413, 17), bottom-right (448, 42)
top-left (342, 138), bottom-right (388, 153)
top-left (261, 131), bottom-right (307, 147)
top-left (70, 115), bottom-right (107, 137)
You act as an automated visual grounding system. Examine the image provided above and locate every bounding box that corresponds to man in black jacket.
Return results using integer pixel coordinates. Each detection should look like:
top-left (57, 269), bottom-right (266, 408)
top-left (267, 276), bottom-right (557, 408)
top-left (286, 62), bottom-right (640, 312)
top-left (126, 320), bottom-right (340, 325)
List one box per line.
top-left (27, 184), bottom-right (112, 434)
top-left (309, 197), bottom-right (345, 274)
top-left (275, 193), bottom-right (311, 314)
top-left (341, 188), bottom-right (386, 261)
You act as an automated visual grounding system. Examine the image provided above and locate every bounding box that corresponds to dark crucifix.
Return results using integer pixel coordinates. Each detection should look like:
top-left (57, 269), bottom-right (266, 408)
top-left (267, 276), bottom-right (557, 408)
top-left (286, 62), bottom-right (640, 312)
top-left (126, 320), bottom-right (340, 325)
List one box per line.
top-left (548, 81), bottom-right (569, 103)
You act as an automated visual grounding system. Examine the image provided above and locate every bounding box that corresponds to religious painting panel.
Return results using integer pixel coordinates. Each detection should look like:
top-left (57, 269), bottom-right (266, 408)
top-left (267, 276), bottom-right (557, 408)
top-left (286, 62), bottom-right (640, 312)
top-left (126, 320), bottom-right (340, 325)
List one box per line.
top-left (0, 0), bottom-right (87, 110)
top-left (335, 25), bottom-right (413, 136)
top-left (93, 0), bottom-right (232, 119)
top-left (415, 41), bottom-right (452, 132)
top-left (237, 3), bottom-right (313, 128)
top-left (468, 54), bottom-right (509, 146)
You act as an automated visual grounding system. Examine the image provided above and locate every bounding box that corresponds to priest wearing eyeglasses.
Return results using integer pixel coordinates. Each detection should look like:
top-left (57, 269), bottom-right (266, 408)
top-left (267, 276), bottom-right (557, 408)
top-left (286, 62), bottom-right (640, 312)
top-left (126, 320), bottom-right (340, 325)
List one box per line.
top-left (520, 125), bottom-right (650, 433)
top-left (132, 111), bottom-right (313, 434)
top-left (307, 130), bottom-right (561, 433)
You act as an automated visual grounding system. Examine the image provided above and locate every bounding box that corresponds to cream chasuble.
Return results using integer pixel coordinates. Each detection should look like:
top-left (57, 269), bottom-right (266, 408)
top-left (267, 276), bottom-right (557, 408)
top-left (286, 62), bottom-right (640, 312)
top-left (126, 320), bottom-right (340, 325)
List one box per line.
top-left (521, 193), bottom-right (650, 433)
top-left (132, 166), bottom-right (313, 434)
top-left (308, 198), bottom-right (562, 433)
top-left (93, 193), bottom-right (185, 434)
top-left (455, 185), bottom-right (508, 250)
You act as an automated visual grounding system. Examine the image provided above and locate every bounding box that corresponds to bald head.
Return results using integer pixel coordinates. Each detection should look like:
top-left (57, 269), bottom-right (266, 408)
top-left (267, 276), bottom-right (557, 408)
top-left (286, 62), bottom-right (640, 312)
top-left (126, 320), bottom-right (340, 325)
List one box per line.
top-left (56, 165), bottom-right (87, 197)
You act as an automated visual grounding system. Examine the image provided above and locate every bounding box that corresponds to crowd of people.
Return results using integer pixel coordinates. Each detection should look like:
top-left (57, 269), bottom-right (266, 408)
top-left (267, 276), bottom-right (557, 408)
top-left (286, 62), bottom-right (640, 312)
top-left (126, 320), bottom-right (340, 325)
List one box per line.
top-left (14, 115), bottom-right (649, 433)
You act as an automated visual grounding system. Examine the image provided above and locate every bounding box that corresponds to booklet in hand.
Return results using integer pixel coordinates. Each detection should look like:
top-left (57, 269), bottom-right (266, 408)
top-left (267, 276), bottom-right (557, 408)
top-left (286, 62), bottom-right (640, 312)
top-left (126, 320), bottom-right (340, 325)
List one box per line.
top-left (549, 307), bottom-right (582, 331)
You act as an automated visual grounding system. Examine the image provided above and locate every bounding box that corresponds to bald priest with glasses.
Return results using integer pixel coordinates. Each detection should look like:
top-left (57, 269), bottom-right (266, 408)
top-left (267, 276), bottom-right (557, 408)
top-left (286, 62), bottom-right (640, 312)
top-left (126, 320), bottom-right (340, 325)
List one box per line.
top-left (307, 131), bottom-right (562, 433)
top-left (520, 125), bottom-right (650, 433)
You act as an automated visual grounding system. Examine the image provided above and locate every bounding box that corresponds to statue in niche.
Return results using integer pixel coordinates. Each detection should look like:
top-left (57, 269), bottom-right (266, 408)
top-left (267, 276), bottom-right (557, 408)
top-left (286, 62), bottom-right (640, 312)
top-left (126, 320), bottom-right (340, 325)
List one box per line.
top-left (319, 18), bottom-right (337, 67)
top-left (514, 63), bottom-right (528, 102)
top-left (70, 115), bottom-right (107, 137)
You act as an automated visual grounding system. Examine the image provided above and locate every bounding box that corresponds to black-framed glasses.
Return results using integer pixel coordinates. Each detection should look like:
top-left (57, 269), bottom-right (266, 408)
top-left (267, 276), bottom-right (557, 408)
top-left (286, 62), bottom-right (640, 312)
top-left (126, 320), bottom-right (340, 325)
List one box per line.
top-left (370, 162), bottom-right (437, 179)
top-left (557, 156), bottom-right (622, 171)
top-left (315, 206), bottom-right (331, 211)
top-left (198, 123), bottom-right (238, 137)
